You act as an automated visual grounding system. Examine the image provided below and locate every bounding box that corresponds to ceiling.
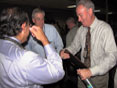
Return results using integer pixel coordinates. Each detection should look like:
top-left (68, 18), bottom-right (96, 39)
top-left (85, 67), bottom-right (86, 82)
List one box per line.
top-left (0, 0), bottom-right (116, 12)
top-left (0, 0), bottom-right (76, 10)
top-left (0, 0), bottom-right (117, 31)
top-left (0, 0), bottom-right (116, 20)
top-left (0, 0), bottom-right (116, 21)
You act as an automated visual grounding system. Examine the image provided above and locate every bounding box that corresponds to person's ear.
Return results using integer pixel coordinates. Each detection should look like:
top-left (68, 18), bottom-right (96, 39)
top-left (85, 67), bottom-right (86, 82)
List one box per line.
top-left (32, 18), bottom-right (35, 23)
top-left (88, 8), bottom-right (93, 16)
top-left (21, 22), bottom-right (26, 29)
top-left (21, 22), bottom-right (27, 33)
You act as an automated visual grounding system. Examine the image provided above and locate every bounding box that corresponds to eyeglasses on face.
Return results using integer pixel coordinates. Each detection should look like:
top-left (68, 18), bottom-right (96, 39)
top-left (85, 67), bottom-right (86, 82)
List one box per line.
top-left (35, 17), bottom-right (44, 21)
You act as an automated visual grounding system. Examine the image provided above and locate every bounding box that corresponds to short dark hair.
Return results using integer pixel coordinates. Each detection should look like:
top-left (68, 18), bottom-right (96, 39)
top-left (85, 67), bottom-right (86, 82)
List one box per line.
top-left (0, 7), bottom-right (29, 38)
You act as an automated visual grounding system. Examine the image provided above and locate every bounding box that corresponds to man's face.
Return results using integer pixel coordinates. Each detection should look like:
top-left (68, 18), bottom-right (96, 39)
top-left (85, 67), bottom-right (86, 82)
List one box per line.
top-left (76, 5), bottom-right (91, 27)
top-left (66, 22), bottom-right (73, 30)
top-left (32, 13), bottom-right (44, 29)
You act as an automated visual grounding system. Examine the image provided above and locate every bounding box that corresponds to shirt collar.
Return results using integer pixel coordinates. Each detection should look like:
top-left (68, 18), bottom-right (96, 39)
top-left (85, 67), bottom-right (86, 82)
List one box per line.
top-left (10, 37), bottom-right (21, 44)
top-left (90, 17), bottom-right (98, 32)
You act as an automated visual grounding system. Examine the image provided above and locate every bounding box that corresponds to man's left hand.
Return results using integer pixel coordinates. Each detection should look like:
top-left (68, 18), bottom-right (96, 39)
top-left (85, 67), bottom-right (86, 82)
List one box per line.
top-left (77, 69), bottom-right (92, 80)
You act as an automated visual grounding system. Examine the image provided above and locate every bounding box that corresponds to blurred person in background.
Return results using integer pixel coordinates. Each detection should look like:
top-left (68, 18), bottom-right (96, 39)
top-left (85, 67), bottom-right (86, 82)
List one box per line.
top-left (66, 17), bottom-right (79, 47)
top-left (25, 8), bottom-right (63, 58)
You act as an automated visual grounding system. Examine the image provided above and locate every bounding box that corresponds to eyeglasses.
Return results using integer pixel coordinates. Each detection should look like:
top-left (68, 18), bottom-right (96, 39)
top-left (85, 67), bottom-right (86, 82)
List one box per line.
top-left (35, 17), bottom-right (44, 21)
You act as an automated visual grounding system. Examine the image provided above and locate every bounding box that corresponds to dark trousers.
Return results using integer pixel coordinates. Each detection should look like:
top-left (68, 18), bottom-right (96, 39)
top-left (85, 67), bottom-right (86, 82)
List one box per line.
top-left (108, 65), bottom-right (117, 88)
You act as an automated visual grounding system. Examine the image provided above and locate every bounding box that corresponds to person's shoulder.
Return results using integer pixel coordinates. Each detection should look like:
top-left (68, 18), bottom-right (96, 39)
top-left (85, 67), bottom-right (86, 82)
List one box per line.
top-left (73, 25), bottom-right (86, 36)
top-left (20, 50), bottom-right (41, 65)
top-left (96, 18), bottom-right (113, 34)
top-left (23, 50), bottom-right (37, 56)
top-left (72, 25), bottom-right (79, 30)
top-left (97, 18), bottom-right (111, 28)
top-left (23, 50), bottom-right (39, 60)
top-left (44, 24), bottom-right (57, 32)
top-left (7, 44), bottom-right (26, 60)
top-left (78, 25), bottom-right (86, 31)
top-left (44, 23), bottom-right (55, 28)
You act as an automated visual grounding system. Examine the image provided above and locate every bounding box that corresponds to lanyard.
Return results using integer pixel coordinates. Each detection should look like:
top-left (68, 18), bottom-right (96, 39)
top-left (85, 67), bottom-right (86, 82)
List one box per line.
top-left (1, 37), bottom-right (23, 49)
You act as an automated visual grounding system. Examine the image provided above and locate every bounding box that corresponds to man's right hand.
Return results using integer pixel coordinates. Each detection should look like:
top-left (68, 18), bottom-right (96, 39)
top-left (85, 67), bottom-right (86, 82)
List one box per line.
top-left (60, 49), bottom-right (70, 59)
top-left (30, 25), bottom-right (49, 46)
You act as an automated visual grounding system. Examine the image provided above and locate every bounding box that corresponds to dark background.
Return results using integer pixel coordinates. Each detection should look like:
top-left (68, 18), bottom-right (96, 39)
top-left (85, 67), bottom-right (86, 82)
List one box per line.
top-left (0, 0), bottom-right (117, 33)
top-left (0, 0), bottom-right (117, 50)
top-left (0, 0), bottom-right (117, 88)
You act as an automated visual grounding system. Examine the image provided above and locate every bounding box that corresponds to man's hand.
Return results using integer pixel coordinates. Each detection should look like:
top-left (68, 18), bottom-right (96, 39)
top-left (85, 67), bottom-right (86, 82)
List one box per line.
top-left (77, 69), bottom-right (92, 80)
top-left (60, 49), bottom-right (70, 59)
top-left (30, 25), bottom-right (49, 46)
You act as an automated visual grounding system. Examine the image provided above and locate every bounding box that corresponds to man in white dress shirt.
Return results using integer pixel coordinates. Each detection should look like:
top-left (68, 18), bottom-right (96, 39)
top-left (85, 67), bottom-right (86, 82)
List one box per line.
top-left (60, 0), bottom-right (117, 88)
top-left (0, 7), bottom-right (64, 88)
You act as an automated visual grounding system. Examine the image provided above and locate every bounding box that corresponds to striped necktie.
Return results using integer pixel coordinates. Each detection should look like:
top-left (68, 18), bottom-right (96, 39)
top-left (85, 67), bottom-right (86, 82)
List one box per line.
top-left (84, 27), bottom-right (91, 67)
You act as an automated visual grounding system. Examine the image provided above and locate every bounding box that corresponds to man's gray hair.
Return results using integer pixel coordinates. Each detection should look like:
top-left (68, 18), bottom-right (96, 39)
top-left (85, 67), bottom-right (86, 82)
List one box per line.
top-left (66, 17), bottom-right (76, 24)
top-left (32, 8), bottom-right (45, 18)
top-left (76, 0), bottom-right (95, 11)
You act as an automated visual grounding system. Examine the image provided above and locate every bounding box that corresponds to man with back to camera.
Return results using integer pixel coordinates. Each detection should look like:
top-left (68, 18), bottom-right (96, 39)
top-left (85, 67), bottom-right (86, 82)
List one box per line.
top-left (60, 0), bottom-right (117, 88)
top-left (0, 7), bottom-right (64, 88)
top-left (25, 8), bottom-right (63, 58)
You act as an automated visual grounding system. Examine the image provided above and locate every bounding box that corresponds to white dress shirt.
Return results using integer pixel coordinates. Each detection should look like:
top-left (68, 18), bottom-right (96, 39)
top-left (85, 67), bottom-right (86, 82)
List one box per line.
top-left (0, 37), bottom-right (65, 88)
top-left (66, 17), bottom-right (117, 76)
